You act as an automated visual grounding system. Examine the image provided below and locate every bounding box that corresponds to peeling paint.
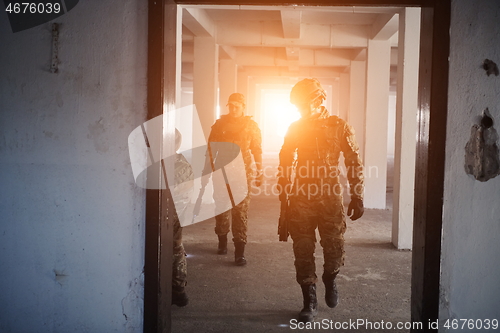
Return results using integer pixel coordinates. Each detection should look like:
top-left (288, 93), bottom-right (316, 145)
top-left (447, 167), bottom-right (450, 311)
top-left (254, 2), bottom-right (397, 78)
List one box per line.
top-left (464, 108), bottom-right (500, 181)
top-left (87, 117), bottom-right (109, 153)
top-left (121, 272), bottom-right (144, 333)
top-left (482, 59), bottom-right (499, 76)
top-left (53, 269), bottom-right (68, 286)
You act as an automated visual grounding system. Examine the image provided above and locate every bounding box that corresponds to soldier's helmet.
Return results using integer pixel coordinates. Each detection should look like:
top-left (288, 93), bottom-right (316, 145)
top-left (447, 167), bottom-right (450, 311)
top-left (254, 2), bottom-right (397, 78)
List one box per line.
top-left (290, 78), bottom-right (326, 106)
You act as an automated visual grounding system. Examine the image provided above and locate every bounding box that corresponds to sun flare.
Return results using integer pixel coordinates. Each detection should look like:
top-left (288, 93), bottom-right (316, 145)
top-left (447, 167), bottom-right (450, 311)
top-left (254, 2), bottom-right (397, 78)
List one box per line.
top-left (264, 92), bottom-right (300, 137)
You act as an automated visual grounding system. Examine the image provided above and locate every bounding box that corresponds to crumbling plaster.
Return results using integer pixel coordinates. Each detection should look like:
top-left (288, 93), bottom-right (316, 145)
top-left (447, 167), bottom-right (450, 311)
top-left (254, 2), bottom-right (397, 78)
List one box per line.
top-left (440, 0), bottom-right (500, 328)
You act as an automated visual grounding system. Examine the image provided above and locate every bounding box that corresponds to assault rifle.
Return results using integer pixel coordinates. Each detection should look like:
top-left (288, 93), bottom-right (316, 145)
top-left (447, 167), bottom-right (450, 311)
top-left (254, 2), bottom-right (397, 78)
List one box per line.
top-left (192, 182), bottom-right (206, 224)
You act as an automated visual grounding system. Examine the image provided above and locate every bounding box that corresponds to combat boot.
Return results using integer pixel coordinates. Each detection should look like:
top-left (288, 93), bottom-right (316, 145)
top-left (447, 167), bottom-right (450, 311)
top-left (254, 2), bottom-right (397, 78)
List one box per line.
top-left (171, 286), bottom-right (189, 307)
top-left (234, 242), bottom-right (247, 266)
top-left (298, 284), bottom-right (318, 322)
top-left (217, 234), bottom-right (227, 255)
top-left (322, 273), bottom-right (339, 308)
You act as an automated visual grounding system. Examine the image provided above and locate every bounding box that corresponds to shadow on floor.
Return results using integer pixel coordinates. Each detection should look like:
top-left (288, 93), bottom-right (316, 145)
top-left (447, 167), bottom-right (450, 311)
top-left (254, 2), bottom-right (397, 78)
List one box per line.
top-left (173, 188), bottom-right (412, 333)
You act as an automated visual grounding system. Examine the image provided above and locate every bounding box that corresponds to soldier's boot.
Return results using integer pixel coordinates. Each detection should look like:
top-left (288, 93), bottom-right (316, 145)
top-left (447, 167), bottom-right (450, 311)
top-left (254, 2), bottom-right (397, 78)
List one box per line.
top-left (171, 286), bottom-right (189, 307)
top-left (299, 284), bottom-right (318, 322)
top-left (217, 234), bottom-right (228, 255)
top-left (322, 273), bottom-right (339, 308)
top-left (234, 242), bottom-right (247, 266)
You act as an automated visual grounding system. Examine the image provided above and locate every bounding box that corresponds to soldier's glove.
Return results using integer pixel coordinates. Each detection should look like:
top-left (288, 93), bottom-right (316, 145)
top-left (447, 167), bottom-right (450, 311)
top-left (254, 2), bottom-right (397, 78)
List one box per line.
top-left (277, 177), bottom-right (290, 202)
top-left (255, 170), bottom-right (264, 187)
top-left (347, 198), bottom-right (364, 221)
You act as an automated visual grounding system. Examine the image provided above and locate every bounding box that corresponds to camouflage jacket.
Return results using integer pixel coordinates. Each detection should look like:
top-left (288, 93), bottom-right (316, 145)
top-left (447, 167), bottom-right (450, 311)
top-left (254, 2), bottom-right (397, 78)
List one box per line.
top-left (207, 114), bottom-right (262, 177)
top-left (279, 107), bottom-right (364, 200)
top-left (172, 153), bottom-right (194, 221)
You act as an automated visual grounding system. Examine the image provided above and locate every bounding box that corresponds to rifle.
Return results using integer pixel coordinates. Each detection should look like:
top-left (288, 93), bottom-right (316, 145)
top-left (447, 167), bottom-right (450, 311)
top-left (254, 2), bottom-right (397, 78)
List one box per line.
top-left (193, 142), bottom-right (237, 223)
top-left (278, 157), bottom-right (296, 242)
top-left (278, 191), bottom-right (290, 242)
top-left (192, 183), bottom-right (206, 224)
top-left (193, 142), bottom-right (215, 224)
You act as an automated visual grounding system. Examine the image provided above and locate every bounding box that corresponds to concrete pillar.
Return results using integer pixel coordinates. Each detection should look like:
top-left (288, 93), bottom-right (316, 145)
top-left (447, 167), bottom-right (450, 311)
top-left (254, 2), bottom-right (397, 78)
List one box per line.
top-left (349, 60), bottom-right (366, 161)
top-left (174, 11), bottom-right (183, 110)
top-left (364, 39), bottom-right (391, 209)
top-left (339, 73), bottom-right (350, 121)
top-left (330, 79), bottom-right (340, 116)
top-left (392, 8), bottom-right (420, 249)
top-left (245, 75), bottom-right (256, 118)
top-left (219, 59), bottom-right (237, 110)
top-left (193, 37), bottom-right (218, 139)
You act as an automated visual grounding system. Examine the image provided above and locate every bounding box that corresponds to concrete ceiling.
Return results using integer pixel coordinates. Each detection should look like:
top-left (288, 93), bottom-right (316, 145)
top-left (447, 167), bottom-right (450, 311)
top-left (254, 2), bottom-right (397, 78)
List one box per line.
top-left (181, 5), bottom-right (401, 83)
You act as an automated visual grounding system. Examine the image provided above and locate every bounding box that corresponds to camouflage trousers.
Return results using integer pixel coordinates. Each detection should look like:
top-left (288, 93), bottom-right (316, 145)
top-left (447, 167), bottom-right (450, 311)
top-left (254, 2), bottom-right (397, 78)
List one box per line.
top-left (172, 215), bottom-right (187, 289)
top-left (214, 193), bottom-right (251, 244)
top-left (212, 167), bottom-right (253, 243)
top-left (288, 182), bottom-right (346, 285)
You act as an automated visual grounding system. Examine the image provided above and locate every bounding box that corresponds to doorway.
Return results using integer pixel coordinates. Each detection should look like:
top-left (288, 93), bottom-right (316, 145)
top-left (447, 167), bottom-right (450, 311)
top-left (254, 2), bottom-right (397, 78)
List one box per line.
top-left (145, 1), bottom-right (450, 332)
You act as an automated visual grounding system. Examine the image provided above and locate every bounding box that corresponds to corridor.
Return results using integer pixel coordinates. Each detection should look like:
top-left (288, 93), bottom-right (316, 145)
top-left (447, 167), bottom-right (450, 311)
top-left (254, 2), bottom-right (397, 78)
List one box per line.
top-left (172, 160), bottom-right (412, 333)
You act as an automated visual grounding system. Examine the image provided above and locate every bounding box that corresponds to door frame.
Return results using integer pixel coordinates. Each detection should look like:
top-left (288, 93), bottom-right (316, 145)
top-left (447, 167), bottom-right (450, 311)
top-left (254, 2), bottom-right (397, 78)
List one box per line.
top-left (145, 0), bottom-right (450, 331)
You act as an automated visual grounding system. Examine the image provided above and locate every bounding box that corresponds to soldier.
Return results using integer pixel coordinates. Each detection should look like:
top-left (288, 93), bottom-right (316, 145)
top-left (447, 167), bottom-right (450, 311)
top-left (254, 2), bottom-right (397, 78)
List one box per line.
top-left (277, 78), bottom-right (364, 322)
top-left (202, 93), bottom-right (263, 265)
top-left (171, 128), bottom-right (194, 307)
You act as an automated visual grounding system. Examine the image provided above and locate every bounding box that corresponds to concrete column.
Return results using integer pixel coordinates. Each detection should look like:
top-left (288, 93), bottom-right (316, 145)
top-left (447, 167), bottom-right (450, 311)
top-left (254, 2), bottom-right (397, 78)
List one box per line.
top-left (244, 75), bottom-right (255, 118)
top-left (339, 73), bottom-right (350, 121)
top-left (219, 59), bottom-right (237, 110)
top-left (364, 39), bottom-right (391, 209)
top-left (349, 60), bottom-right (366, 161)
top-left (330, 79), bottom-right (340, 116)
top-left (392, 8), bottom-right (421, 249)
top-left (193, 37), bottom-right (218, 139)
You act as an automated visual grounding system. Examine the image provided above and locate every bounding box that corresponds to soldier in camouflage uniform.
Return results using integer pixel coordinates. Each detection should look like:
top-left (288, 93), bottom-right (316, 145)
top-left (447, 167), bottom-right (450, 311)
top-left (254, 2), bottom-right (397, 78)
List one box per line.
top-left (278, 78), bottom-right (364, 322)
top-left (202, 93), bottom-right (263, 266)
top-left (171, 128), bottom-right (194, 307)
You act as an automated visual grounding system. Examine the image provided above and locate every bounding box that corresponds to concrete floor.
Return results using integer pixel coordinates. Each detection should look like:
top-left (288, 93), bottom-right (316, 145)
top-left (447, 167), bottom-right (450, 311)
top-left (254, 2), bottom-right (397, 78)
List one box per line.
top-left (172, 159), bottom-right (411, 333)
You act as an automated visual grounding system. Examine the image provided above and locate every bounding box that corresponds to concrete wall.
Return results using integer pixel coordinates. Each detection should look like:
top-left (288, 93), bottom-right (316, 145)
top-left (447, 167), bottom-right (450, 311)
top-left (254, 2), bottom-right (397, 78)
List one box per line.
top-left (0, 1), bottom-right (147, 332)
top-left (440, 0), bottom-right (500, 329)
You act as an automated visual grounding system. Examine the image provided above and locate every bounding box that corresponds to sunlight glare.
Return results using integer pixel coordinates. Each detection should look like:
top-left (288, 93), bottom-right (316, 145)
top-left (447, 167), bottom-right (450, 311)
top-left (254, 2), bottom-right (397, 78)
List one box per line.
top-left (265, 92), bottom-right (300, 137)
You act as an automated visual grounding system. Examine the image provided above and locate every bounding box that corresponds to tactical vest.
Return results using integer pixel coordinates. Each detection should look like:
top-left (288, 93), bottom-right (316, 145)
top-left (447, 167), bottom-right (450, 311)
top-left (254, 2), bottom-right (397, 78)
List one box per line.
top-left (210, 115), bottom-right (259, 175)
top-left (294, 115), bottom-right (345, 180)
